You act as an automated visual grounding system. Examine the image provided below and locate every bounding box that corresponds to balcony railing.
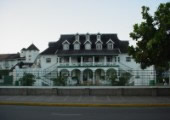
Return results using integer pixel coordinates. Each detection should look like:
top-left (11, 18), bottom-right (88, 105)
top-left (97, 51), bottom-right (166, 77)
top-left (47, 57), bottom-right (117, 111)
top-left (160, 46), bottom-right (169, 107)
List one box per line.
top-left (58, 62), bottom-right (117, 67)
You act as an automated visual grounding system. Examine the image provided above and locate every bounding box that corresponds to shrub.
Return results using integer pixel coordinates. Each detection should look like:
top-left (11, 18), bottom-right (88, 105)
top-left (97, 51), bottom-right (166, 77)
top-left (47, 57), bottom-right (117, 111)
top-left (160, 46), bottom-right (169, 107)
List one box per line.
top-left (19, 73), bottom-right (35, 86)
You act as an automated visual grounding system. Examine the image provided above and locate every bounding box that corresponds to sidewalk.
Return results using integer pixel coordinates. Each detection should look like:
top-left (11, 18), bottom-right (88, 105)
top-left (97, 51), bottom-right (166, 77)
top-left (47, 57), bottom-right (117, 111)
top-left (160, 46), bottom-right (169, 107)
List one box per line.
top-left (0, 96), bottom-right (170, 107)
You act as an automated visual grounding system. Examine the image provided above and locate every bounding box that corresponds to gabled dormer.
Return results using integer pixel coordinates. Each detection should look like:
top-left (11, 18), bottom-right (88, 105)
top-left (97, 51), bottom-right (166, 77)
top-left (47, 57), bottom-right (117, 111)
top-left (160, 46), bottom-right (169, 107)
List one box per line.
top-left (95, 33), bottom-right (103, 50)
top-left (106, 38), bottom-right (114, 50)
top-left (73, 33), bottom-right (81, 50)
top-left (84, 33), bottom-right (92, 50)
top-left (97, 33), bottom-right (101, 41)
top-left (62, 40), bottom-right (70, 50)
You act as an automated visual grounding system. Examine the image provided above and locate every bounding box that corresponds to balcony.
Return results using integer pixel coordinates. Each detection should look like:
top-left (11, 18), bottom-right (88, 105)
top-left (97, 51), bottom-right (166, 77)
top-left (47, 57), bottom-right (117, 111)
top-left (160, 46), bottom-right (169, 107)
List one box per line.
top-left (58, 62), bottom-right (117, 67)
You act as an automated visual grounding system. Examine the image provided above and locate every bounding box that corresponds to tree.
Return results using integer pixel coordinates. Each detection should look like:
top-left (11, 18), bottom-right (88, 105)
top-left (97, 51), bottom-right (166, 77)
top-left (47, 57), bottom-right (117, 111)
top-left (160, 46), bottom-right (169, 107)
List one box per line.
top-left (52, 76), bottom-right (66, 86)
top-left (19, 73), bottom-right (35, 86)
top-left (128, 2), bottom-right (170, 69)
top-left (118, 72), bottom-right (132, 86)
top-left (107, 69), bottom-right (117, 86)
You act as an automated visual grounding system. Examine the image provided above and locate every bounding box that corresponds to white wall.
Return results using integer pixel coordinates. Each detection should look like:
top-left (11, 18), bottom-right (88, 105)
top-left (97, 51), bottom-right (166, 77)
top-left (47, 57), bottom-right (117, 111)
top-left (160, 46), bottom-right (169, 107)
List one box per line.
top-left (40, 55), bottom-right (58, 69)
top-left (25, 50), bottom-right (39, 63)
top-left (118, 54), bottom-right (155, 85)
top-left (0, 60), bottom-right (18, 70)
top-left (20, 50), bottom-right (26, 57)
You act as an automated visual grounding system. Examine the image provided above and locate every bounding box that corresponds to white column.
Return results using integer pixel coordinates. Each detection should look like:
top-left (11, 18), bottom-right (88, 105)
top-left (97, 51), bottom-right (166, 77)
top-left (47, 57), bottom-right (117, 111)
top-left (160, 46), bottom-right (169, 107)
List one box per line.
top-left (69, 57), bottom-right (72, 66)
top-left (93, 71), bottom-right (95, 85)
top-left (112, 56), bottom-right (114, 64)
top-left (104, 56), bottom-right (106, 66)
top-left (69, 71), bottom-right (72, 77)
top-left (81, 56), bottom-right (83, 66)
top-left (93, 56), bottom-right (95, 66)
top-left (80, 71), bottom-right (83, 84)
top-left (104, 70), bottom-right (107, 81)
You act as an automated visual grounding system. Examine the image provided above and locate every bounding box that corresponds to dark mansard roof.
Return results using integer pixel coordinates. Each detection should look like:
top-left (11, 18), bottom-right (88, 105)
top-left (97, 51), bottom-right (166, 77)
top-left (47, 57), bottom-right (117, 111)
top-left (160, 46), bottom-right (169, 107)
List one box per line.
top-left (26, 44), bottom-right (39, 51)
top-left (0, 54), bottom-right (25, 61)
top-left (40, 33), bottom-right (129, 56)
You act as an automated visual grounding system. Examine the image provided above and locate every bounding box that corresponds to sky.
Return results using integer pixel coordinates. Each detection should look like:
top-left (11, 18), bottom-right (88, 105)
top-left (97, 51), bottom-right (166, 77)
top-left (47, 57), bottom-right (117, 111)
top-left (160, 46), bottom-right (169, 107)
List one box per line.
top-left (0, 0), bottom-right (169, 53)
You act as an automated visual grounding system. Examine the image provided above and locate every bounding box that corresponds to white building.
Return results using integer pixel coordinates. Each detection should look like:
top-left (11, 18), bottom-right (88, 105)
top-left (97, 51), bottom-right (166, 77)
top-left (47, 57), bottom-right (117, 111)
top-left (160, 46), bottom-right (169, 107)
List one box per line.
top-left (27, 33), bottom-right (154, 86)
top-left (0, 44), bottom-right (39, 71)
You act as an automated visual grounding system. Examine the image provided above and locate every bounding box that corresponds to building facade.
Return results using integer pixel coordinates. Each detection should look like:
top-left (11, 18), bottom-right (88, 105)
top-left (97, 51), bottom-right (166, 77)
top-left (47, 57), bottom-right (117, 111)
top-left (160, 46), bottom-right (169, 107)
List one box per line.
top-left (0, 44), bottom-right (39, 70)
top-left (33, 33), bottom-right (155, 86)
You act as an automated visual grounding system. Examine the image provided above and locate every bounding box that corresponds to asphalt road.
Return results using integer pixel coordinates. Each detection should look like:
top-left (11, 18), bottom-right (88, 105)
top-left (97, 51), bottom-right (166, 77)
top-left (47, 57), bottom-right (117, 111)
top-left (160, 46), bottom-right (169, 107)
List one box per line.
top-left (0, 105), bottom-right (170, 120)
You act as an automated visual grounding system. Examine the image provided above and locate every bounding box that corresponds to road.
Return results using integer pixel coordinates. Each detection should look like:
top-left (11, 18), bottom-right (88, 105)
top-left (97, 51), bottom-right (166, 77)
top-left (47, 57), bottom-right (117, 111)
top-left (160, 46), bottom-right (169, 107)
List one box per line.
top-left (0, 105), bottom-right (170, 120)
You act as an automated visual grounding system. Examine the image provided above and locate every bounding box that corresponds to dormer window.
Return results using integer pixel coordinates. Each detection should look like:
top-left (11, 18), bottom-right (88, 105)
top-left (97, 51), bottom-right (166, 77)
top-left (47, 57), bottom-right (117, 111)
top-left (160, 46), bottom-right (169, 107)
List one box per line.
top-left (106, 39), bottom-right (114, 50)
top-left (73, 34), bottom-right (81, 50)
top-left (97, 33), bottom-right (101, 41)
top-left (75, 33), bottom-right (79, 41)
top-left (95, 34), bottom-right (103, 50)
top-left (84, 33), bottom-right (91, 50)
top-left (74, 43), bottom-right (80, 50)
top-left (107, 43), bottom-right (113, 50)
top-left (85, 43), bottom-right (91, 50)
top-left (86, 33), bottom-right (90, 40)
top-left (63, 44), bottom-right (69, 50)
top-left (62, 40), bottom-right (70, 50)
top-left (96, 43), bottom-right (102, 50)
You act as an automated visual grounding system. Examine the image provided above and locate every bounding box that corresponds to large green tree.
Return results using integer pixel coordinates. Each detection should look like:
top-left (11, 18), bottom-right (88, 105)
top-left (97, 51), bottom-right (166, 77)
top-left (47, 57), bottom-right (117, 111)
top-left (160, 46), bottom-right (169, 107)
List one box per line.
top-left (128, 2), bottom-right (170, 69)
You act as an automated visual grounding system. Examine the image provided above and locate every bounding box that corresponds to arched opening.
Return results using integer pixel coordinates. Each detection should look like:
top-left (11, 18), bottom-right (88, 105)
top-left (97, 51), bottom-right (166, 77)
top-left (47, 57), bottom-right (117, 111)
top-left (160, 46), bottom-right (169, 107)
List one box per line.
top-left (106, 68), bottom-right (117, 85)
top-left (60, 69), bottom-right (69, 80)
top-left (106, 68), bottom-right (117, 79)
top-left (95, 69), bottom-right (105, 85)
top-left (83, 69), bottom-right (93, 84)
top-left (71, 69), bottom-right (81, 85)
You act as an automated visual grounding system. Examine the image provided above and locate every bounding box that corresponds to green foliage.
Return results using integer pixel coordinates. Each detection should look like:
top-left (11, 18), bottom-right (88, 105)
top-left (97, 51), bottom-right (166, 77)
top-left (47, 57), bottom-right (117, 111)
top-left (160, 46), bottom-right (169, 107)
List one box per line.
top-left (118, 72), bottom-right (132, 86)
top-left (108, 69), bottom-right (117, 85)
top-left (52, 76), bottom-right (66, 86)
top-left (0, 70), bottom-right (10, 75)
top-left (15, 80), bottom-right (19, 86)
top-left (19, 73), bottom-right (35, 86)
top-left (110, 73), bottom-right (118, 86)
top-left (129, 2), bottom-right (170, 69)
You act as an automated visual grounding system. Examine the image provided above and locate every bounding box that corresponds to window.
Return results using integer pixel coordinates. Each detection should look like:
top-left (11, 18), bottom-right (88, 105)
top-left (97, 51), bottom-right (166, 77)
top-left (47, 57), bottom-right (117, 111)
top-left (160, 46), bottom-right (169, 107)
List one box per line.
top-left (86, 34), bottom-right (90, 40)
top-left (85, 43), bottom-right (91, 50)
top-left (96, 43), bottom-right (102, 50)
top-left (63, 44), bottom-right (69, 50)
top-left (118, 57), bottom-right (120, 62)
top-left (29, 55), bottom-right (31, 57)
top-left (126, 57), bottom-right (131, 62)
top-left (74, 43), bottom-right (80, 50)
top-left (107, 57), bottom-right (112, 62)
top-left (97, 34), bottom-right (101, 40)
top-left (76, 34), bottom-right (79, 41)
top-left (95, 57), bottom-right (99, 62)
top-left (107, 43), bottom-right (113, 50)
top-left (46, 58), bottom-right (51, 63)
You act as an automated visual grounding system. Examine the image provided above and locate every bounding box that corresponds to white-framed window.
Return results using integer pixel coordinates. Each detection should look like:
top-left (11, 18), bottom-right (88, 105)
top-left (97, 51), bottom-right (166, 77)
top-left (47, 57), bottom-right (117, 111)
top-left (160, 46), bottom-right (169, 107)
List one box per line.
top-left (85, 43), bottom-right (91, 50)
top-left (126, 57), bottom-right (131, 62)
top-left (118, 57), bottom-right (120, 62)
top-left (63, 44), bottom-right (69, 50)
top-left (107, 43), bottom-right (113, 50)
top-left (74, 43), bottom-right (80, 50)
top-left (107, 57), bottom-right (112, 62)
top-left (76, 34), bottom-right (79, 41)
top-left (46, 58), bottom-right (51, 63)
top-left (96, 43), bottom-right (102, 50)
top-left (97, 34), bottom-right (101, 40)
top-left (86, 34), bottom-right (90, 40)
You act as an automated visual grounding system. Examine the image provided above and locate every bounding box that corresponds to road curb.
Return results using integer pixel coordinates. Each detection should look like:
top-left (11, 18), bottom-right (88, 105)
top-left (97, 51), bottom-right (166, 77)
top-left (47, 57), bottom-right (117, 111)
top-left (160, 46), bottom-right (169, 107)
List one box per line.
top-left (0, 101), bottom-right (170, 107)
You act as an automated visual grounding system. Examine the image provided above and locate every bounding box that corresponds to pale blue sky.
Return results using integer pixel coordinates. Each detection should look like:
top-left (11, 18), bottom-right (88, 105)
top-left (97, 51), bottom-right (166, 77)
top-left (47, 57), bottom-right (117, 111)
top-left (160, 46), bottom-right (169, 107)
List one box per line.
top-left (0, 0), bottom-right (169, 53)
